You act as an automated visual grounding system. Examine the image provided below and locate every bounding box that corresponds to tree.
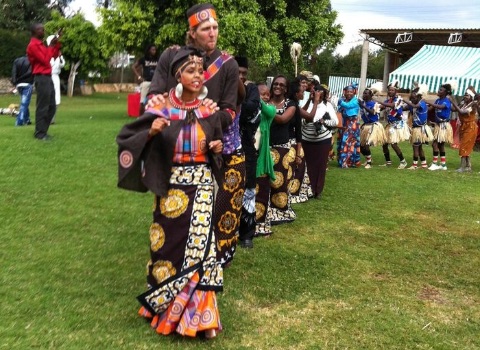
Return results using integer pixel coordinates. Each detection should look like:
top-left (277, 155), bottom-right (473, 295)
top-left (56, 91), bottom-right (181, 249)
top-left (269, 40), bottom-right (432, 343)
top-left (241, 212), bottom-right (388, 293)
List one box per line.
top-left (45, 11), bottom-right (109, 96)
top-left (98, 0), bottom-right (342, 75)
top-left (0, 0), bottom-right (51, 30)
top-left (49, 0), bottom-right (75, 17)
top-left (331, 45), bottom-right (385, 80)
top-left (97, 1), bottom-right (157, 58)
top-left (0, 29), bottom-right (30, 77)
top-left (257, 0), bottom-right (343, 77)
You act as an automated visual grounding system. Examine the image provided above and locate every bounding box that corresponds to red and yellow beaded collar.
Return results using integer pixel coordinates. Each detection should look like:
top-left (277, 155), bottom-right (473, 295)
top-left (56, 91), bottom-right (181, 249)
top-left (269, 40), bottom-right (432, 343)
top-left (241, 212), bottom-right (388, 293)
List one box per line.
top-left (168, 89), bottom-right (202, 111)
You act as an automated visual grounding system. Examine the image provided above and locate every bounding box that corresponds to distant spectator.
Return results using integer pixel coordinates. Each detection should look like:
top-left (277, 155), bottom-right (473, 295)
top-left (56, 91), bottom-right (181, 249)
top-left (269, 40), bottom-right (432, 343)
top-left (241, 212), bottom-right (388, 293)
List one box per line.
top-left (46, 35), bottom-right (65, 125)
top-left (11, 55), bottom-right (34, 126)
top-left (26, 23), bottom-right (61, 140)
top-left (132, 44), bottom-right (159, 114)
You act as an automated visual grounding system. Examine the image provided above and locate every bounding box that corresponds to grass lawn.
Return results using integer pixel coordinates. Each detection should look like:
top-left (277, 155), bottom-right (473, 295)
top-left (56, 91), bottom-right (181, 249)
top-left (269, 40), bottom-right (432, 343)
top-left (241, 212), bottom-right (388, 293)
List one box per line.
top-left (1, 93), bottom-right (479, 349)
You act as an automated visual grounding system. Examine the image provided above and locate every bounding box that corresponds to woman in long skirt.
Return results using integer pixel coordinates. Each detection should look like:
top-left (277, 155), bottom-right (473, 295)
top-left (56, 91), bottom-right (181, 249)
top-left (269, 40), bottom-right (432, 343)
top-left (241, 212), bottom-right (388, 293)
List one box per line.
top-left (337, 85), bottom-right (361, 168)
top-left (117, 47), bottom-right (230, 339)
top-left (449, 87), bottom-right (478, 172)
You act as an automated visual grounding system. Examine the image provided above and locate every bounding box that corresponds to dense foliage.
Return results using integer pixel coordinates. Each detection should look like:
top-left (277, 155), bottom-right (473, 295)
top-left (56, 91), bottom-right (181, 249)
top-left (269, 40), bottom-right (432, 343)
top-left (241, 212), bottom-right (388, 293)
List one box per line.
top-left (0, 29), bottom-right (30, 77)
top-left (99, 0), bottom-right (344, 74)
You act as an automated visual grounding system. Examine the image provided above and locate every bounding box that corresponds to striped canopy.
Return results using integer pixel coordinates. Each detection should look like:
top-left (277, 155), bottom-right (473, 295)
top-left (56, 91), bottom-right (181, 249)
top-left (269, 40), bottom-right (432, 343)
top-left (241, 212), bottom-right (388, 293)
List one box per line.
top-left (389, 45), bottom-right (480, 96)
top-left (327, 76), bottom-right (379, 98)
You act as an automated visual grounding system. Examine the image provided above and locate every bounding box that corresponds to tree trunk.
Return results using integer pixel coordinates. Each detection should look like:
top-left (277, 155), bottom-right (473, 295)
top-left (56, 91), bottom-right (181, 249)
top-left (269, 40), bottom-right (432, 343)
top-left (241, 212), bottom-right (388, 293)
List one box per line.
top-left (67, 61), bottom-right (81, 97)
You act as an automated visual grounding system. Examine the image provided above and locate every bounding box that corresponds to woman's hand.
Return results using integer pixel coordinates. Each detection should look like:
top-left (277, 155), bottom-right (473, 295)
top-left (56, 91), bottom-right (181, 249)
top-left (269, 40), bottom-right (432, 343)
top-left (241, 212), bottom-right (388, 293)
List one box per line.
top-left (146, 93), bottom-right (168, 109)
top-left (149, 118), bottom-right (170, 137)
top-left (202, 98), bottom-right (219, 111)
top-left (209, 140), bottom-right (223, 154)
top-left (313, 91), bottom-right (322, 103)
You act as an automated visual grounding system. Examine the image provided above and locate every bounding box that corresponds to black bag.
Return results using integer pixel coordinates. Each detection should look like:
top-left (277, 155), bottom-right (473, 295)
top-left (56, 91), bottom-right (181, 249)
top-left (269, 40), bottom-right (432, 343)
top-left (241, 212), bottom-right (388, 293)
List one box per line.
top-left (313, 112), bottom-right (334, 135)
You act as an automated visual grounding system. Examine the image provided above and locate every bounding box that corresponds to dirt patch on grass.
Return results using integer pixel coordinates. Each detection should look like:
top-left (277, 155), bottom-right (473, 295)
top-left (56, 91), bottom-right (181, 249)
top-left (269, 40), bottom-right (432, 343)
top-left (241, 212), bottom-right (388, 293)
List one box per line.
top-left (418, 285), bottom-right (447, 304)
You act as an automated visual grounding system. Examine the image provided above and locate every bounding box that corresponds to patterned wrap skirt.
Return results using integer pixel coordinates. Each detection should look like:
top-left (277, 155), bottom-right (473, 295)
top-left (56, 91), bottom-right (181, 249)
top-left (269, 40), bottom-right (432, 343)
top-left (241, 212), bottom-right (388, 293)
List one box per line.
top-left (433, 122), bottom-right (453, 144)
top-left (137, 164), bottom-right (223, 337)
top-left (214, 150), bottom-right (246, 267)
top-left (269, 143), bottom-right (296, 225)
top-left (337, 117), bottom-right (361, 168)
top-left (288, 139), bottom-right (311, 204)
top-left (360, 122), bottom-right (386, 147)
top-left (254, 174), bottom-right (272, 237)
top-left (410, 124), bottom-right (434, 145)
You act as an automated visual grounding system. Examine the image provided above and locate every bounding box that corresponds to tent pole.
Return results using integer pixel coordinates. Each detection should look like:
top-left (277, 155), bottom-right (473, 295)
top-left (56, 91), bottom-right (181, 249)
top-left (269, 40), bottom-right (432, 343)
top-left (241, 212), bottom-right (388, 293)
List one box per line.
top-left (359, 35), bottom-right (369, 96)
top-left (383, 51), bottom-right (391, 92)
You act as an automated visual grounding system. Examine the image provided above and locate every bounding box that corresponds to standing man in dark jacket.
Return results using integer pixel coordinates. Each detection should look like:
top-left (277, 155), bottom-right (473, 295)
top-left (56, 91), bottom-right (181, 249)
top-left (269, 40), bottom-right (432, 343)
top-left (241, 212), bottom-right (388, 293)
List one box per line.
top-left (236, 56), bottom-right (260, 249)
top-left (26, 23), bottom-right (61, 140)
top-left (11, 55), bottom-right (34, 126)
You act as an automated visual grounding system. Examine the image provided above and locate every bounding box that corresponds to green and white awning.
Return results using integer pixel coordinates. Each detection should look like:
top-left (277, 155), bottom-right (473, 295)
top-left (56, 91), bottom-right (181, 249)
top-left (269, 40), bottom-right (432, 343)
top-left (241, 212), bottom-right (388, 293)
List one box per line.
top-left (328, 76), bottom-right (378, 98)
top-left (389, 45), bottom-right (480, 95)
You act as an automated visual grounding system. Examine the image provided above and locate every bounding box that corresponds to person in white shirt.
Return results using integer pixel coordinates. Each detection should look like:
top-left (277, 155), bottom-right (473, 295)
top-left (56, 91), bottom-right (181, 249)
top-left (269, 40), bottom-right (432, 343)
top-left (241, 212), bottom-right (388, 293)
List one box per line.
top-left (46, 35), bottom-right (65, 124)
top-left (302, 84), bottom-right (338, 199)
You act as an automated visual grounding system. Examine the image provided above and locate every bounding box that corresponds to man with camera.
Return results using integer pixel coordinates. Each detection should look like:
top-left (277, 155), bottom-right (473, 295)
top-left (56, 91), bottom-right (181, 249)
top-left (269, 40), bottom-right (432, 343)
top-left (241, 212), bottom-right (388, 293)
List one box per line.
top-left (26, 23), bottom-right (62, 140)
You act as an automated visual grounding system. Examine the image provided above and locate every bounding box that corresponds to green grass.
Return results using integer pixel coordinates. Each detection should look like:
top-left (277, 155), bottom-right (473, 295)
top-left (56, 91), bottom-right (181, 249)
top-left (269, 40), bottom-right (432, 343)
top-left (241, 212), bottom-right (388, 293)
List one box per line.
top-left (1, 93), bottom-right (479, 349)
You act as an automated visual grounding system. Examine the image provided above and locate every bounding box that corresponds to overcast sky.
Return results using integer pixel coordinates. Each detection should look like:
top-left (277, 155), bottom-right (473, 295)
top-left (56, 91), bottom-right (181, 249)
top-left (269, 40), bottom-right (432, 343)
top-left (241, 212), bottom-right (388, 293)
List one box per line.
top-left (330, 0), bottom-right (480, 55)
top-left (69, 0), bottom-right (480, 56)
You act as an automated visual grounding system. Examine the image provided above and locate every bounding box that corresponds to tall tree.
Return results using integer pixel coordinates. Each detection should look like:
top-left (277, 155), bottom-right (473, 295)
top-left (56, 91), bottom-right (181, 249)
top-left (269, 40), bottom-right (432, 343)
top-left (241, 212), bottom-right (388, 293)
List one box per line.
top-left (0, 0), bottom-right (51, 30)
top-left (98, 0), bottom-right (343, 74)
top-left (49, 0), bottom-right (75, 17)
top-left (45, 11), bottom-right (109, 96)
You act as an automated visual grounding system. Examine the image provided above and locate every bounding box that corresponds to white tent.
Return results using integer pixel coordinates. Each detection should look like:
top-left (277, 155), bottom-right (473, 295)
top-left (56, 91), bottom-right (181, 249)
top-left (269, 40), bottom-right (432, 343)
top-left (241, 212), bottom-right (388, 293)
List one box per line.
top-left (389, 45), bottom-right (480, 95)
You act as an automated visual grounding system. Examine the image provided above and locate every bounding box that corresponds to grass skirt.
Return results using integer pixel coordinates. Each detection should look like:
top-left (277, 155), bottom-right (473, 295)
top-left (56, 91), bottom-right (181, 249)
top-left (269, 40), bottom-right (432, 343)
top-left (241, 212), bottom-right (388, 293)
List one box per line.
top-left (360, 122), bottom-right (386, 146)
top-left (410, 125), bottom-right (434, 144)
top-left (385, 123), bottom-right (409, 144)
top-left (433, 122), bottom-right (453, 144)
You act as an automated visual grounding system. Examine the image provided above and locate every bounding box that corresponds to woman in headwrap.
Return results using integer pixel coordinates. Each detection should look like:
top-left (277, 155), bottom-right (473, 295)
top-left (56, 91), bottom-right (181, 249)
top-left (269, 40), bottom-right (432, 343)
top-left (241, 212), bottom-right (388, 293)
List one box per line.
top-left (337, 84), bottom-right (361, 168)
top-left (426, 83), bottom-right (453, 170)
top-left (116, 46), bottom-right (231, 339)
top-left (449, 87), bottom-right (478, 172)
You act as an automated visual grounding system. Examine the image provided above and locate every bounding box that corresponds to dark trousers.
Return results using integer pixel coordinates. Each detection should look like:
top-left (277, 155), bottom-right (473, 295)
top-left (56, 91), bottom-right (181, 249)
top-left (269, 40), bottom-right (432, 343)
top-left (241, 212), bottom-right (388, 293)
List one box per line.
top-left (34, 75), bottom-right (56, 139)
top-left (303, 139), bottom-right (331, 198)
top-left (240, 121), bottom-right (259, 189)
top-left (239, 121), bottom-right (259, 241)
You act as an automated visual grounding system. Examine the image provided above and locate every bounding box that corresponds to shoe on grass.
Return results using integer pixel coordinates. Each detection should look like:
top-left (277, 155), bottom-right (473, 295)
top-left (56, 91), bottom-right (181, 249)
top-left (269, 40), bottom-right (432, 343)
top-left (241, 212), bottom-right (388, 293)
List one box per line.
top-left (398, 160), bottom-right (407, 169)
top-left (428, 163), bottom-right (440, 171)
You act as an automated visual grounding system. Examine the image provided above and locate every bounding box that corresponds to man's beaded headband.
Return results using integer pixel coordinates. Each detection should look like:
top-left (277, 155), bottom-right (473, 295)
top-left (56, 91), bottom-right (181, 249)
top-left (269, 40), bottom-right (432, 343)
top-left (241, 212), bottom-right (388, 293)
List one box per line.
top-left (188, 8), bottom-right (217, 28)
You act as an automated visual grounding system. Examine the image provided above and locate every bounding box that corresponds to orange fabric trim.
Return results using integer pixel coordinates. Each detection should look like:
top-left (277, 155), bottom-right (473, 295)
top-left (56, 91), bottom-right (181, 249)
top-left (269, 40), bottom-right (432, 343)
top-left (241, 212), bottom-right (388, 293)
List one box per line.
top-left (139, 272), bottom-right (222, 337)
top-left (188, 8), bottom-right (217, 28)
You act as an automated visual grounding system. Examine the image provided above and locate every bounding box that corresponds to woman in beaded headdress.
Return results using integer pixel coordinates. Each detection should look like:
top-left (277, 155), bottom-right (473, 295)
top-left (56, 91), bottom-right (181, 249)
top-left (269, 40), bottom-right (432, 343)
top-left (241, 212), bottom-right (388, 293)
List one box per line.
top-left (117, 46), bottom-right (232, 339)
top-left (448, 86), bottom-right (478, 172)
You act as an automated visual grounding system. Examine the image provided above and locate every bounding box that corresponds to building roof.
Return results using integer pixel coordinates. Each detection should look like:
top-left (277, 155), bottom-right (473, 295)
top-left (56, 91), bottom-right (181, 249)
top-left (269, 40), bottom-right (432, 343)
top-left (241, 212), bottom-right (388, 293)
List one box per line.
top-left (359, 28), bottom-right (480, 58)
